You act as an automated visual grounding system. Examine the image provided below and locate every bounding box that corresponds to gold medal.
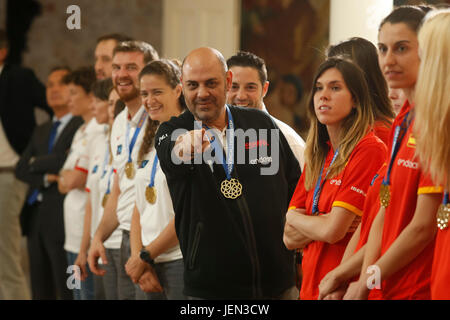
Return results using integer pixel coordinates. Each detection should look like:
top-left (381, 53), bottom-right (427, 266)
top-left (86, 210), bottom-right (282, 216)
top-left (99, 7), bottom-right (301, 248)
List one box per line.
top-left (125, 162), bottom-right (135, 179)
top-left (379, 184), bottom-right (391, 208)
top-left (102, 193), bottom-right (109, 208)
top-left (437, 204), bottom-right (450, 230)
top-left (220, 178), bottom-right (242, 199)
top-left (145, 186), bottom-right (157, 204)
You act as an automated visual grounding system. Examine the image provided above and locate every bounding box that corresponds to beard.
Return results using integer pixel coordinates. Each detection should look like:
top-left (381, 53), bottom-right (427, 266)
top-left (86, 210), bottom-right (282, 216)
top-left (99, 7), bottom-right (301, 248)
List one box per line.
top-left (114, 84), bottom-right (140, 103)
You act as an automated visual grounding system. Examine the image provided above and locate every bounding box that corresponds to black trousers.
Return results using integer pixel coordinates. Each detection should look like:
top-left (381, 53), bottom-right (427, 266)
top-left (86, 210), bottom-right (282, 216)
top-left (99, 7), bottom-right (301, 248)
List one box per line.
top-left (26, 204), bottom-right (73, 300)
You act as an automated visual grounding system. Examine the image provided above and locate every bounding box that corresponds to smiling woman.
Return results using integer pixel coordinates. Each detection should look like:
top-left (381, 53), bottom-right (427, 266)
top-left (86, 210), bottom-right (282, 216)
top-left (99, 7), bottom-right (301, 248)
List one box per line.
top-left (122, 59), bottom-right (187, 300)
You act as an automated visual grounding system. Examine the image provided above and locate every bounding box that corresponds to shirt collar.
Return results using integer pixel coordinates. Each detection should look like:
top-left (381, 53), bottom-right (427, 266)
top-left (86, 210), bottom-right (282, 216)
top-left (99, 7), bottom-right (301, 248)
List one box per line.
top-left (53, 113), bottom-right (73, 126)
top-left (127, 105), bottom-right (146, 127)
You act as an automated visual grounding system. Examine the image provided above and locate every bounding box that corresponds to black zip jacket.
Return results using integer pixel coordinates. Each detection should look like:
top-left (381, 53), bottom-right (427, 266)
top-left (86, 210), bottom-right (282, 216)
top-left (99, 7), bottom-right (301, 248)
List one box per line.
top-left (155, 106), bottom-right (301, 299)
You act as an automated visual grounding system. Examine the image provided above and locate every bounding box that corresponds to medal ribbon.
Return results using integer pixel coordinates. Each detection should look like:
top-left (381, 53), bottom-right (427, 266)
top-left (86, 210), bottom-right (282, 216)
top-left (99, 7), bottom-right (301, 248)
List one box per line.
top-left (104, 168), bottom-right (114, 196)
top-left (201, 105), bottom-right (235, 180)
top-left (125, 110), bottom-right (147, 165)
top-left (101, 139), bottom-right (110, 178)
top-left (147, 153), bottom-right (159, 188)
top-left (312, 148), bottom-right (339, 215)
top-left (381, 111), bottom-right (413, 187)
top-left (443, 191), bottom-right (449, 206)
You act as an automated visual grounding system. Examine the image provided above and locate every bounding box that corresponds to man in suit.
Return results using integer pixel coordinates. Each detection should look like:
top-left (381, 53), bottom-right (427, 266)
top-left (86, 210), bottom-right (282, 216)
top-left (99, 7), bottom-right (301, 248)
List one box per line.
top-left (0, 29), bottom-right (51, 299)
top-left (15, 66), bottom-right (83, 300)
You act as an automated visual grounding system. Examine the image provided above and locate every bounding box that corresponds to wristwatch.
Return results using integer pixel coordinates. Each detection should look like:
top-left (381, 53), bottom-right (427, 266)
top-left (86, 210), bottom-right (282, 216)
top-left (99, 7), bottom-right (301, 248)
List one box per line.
top-left (139, 247), bottom-right (155, 266)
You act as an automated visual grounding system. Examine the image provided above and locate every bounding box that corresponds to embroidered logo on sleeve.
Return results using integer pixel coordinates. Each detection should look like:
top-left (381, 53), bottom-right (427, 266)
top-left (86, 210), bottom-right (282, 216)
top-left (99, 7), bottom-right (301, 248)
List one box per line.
top-left (117, 145), bottom-right (122, 155)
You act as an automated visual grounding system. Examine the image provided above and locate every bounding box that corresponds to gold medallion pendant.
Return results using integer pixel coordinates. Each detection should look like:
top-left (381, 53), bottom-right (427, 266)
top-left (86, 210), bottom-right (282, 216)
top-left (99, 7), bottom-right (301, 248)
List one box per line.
top-left (145, 186), bottom-right (157, 204)
top-left (125, 162), bottom-right (135, 179)
top-left (220, 178), bottom-right (242, 199)
top-left (437, 204), bottom-right (450, 230)
top-left (379, 184), bottom-right (391, 208)
top-left (102, 194), bottom-right (109, 208)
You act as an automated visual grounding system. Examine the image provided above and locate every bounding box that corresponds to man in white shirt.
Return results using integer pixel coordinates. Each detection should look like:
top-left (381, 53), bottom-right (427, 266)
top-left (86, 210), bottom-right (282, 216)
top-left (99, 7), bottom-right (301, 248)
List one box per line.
top-left (88, 41), bottom-right (159, 299)
top-left (226, 51), bottom-right (306, 169)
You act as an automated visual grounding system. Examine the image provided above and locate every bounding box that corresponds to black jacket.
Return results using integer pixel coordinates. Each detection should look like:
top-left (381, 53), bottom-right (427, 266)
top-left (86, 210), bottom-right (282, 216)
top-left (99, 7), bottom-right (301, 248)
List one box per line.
top-left (155, 106), bottom-right (301, 299)
top-left (0, 63), bottom-right (51, 155)
top-left (15, 116), bottom-right (83, 237)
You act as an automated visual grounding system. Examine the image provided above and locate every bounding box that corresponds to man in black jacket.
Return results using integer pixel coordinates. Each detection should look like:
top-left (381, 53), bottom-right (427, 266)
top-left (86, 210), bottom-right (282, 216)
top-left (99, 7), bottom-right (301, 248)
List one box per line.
top-left (155, 47), bottom-right (301, 299)
top-left (0, 29), bottom-right (52, 299)
top-left (15, 67), bottom-right (82, 300)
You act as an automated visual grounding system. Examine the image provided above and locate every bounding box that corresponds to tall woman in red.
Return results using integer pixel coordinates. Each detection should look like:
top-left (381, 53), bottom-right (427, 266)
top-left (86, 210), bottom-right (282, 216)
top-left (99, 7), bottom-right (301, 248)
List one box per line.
top-left (283, 57), bottom-right (387, 300)
top-left (345, 6), bottom-right (443, 300)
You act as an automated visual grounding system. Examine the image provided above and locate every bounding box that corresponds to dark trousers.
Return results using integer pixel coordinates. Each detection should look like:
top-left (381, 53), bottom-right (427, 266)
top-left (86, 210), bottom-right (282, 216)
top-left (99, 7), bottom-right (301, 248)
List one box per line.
top-left (27, 205), bottom-right (73, 300)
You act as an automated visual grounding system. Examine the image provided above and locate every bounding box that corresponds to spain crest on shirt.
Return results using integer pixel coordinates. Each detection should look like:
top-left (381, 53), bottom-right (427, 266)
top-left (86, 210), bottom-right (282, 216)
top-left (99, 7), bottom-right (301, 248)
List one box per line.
top-left (407, 134), bottom-right (416, 148)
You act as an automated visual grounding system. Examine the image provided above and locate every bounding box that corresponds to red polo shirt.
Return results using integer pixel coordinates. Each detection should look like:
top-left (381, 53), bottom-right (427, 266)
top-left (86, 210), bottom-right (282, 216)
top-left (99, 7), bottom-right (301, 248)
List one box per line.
top-left (431, 210), bottom-right (450, 299)
top-left (380, 105), bottom-right (443, 299)
top-left (373, 121), bottom-right (391, 147)
top-left (289, 131), bottom-right (387, 300)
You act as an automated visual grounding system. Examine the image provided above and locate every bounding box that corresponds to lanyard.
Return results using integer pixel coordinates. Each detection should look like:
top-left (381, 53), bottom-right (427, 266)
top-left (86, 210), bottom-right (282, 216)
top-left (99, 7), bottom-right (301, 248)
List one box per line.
top-left (125, 110), bottom-right (147, 164)
top-left (382, 112), bottom-right (413, 187)
top-left (147, 153), bottom-right (159, 188)
top-left (101, 139), bottom-right (110, 178)
top-left (443, 192), bottom-right (449, 206)
top-left (104, 168), bottom-right (114, 196)
top-left (312, 148), bottom-right (339, 215)
top-left (201, 106), bottom-right (235, 180)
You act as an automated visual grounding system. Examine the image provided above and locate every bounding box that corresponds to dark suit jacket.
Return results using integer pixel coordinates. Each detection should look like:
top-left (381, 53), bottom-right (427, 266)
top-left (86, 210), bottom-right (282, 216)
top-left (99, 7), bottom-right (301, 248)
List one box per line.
top-left (15, 116), bottom-right (83, 236)
top-left (0, 63), bottom-right (52, 155)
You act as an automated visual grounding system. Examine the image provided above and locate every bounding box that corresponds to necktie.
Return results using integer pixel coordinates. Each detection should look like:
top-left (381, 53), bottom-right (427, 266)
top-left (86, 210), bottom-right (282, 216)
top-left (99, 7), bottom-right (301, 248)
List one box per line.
top-left (48, 120), bottom-right (61, 153)
top-left (27, 120), bottom-right (62, 205)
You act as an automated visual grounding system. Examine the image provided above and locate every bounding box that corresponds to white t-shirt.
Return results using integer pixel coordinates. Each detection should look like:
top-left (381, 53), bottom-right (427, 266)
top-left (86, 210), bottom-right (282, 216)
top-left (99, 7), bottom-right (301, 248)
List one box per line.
top-left (85, 126), bottom-right (122, 249)
top-left (110, 106), bottom-right (148, 231)
top-left (135, 147), bottom-right (183, 263)
top-left (63, 118), bottom-right (104, 253)
top-left (272, 117), bottom-right (306, 170)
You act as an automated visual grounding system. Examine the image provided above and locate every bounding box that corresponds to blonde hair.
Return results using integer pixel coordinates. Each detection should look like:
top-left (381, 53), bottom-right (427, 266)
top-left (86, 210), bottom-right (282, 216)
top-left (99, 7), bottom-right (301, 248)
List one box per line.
top-left (304, 57), bottom-right (374, 190)
top-left (414, 10), bottom-right (450, 190)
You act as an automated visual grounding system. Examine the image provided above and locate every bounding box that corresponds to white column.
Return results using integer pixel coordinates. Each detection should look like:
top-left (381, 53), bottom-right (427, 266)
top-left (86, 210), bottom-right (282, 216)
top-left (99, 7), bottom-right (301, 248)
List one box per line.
top-left (330, 0), bottom-right (393, 46)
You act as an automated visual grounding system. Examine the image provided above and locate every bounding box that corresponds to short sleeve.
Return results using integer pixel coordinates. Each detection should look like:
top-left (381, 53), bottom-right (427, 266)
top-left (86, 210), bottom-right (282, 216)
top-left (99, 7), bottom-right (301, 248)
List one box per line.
top-left (289, 170), bottom-right (307, 210)
top-left (417, 171), bottom-right (443, 195)
top-left (332, 140), bottom-right (387, 216)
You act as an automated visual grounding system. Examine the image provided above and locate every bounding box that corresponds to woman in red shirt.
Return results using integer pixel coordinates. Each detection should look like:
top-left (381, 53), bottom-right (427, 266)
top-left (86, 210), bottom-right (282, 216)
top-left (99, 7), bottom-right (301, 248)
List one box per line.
top-left (327, 37), bottom-right (394, 146)
top-left (344, 5), bottom-right (443, 300)
top-left (283, 57), bottom-right (387, 300)
top-left (413, 10), bottom-right (450, 300)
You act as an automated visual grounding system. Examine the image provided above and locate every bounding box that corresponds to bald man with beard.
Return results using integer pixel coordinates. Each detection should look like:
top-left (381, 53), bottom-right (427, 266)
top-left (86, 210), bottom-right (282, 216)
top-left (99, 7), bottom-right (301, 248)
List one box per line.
top-left (155, 47), bottom-right (301, 299)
